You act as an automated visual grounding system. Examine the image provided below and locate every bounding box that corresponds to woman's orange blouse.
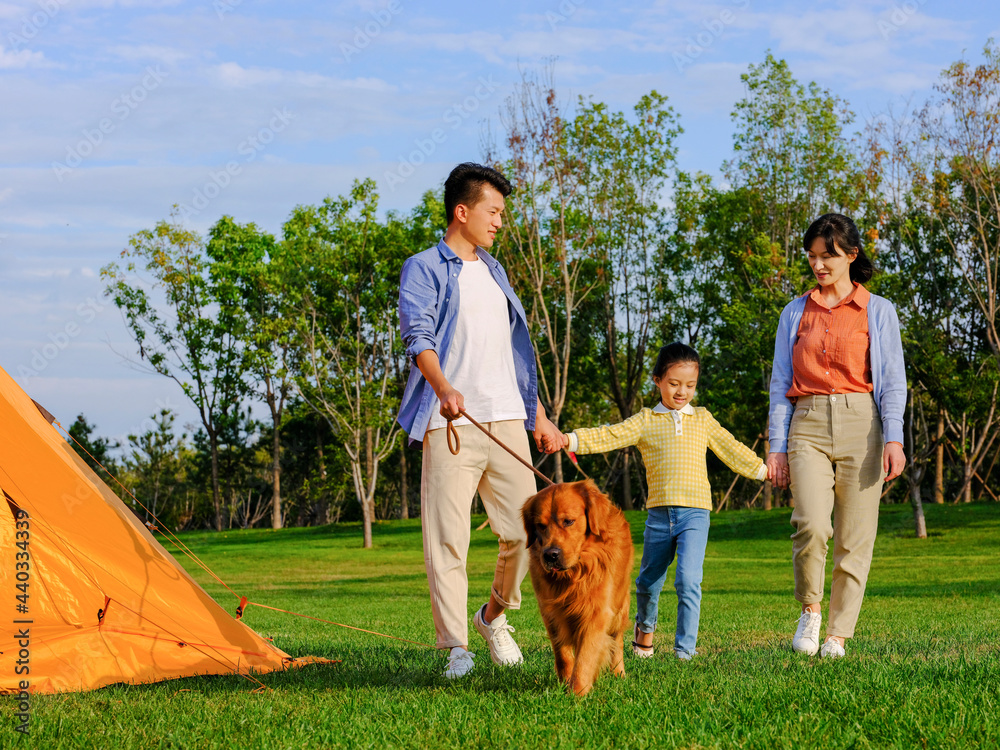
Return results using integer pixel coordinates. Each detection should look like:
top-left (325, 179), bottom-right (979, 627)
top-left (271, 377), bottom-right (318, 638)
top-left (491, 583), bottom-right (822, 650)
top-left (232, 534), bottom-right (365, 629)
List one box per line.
top-left (787, 283), bottom-right (874, 397)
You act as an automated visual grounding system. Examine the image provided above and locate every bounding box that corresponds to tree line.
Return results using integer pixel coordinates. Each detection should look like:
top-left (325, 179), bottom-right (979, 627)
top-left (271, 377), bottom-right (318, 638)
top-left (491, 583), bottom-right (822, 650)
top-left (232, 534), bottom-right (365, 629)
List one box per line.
top-left (77, 46), bottom-right (1000, 546)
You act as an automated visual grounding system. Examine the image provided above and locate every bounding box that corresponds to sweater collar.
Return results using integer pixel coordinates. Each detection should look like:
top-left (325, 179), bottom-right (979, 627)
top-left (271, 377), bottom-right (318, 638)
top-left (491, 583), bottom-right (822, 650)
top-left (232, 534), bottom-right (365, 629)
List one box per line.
top-left (653, 402), bottom-right (695, 416)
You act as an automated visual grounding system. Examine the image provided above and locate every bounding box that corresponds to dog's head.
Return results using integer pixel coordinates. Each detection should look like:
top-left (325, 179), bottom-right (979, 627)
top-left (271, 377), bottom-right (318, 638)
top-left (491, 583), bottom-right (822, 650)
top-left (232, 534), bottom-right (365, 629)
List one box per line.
top-left (521, 479), bottom-right (612, 573)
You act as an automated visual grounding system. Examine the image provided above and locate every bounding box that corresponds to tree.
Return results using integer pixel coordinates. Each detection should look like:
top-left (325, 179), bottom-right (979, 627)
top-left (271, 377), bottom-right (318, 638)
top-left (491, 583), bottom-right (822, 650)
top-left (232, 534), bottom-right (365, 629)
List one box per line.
top-left (392, 190), bottom-right (448, 520)
top-left (692, 52), bottom-right (862, 509)
top-left (917, 41), bottom-right (1000, 366)
top-left (485, 68), bottom-right (602, 483)
top-left (869, 43), bottom-right (1000, 505)
top-left (907, 42), bottom-right (1000, 502)
top-left (206, 217), bottom-right (295, 529)
top-left (284, 179), bottom-right (404, 548)
top-left (101, 212), bottom-right (249, 531)
top-left (67, 414), bottom-right (119, 478)
top-left (122, 409), bottom-right (186, 525)
top-left (725, 52), bottom-right (861, 276)
top-left (571, 91), bottom-right (681, 507)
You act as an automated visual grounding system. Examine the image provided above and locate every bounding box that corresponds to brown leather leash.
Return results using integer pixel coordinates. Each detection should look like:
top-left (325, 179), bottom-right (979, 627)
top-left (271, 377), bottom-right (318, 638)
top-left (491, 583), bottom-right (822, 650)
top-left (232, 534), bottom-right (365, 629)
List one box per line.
top-left (445, 409), bottom-right (589, 484)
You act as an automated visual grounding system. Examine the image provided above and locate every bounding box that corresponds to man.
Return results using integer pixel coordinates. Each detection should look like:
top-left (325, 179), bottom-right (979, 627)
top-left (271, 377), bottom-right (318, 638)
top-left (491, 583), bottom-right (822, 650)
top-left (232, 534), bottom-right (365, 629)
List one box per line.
top-left (397, 162), bottom-right (562, 678)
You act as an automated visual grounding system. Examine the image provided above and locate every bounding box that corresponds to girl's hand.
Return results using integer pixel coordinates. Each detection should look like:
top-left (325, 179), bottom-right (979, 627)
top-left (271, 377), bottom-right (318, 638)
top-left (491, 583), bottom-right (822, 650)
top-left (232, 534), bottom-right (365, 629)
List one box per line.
top-left (883, 442), bottom-right (906, 481)
top-left (766, 452), bottom-right (790, 490)
top-left (560, 432), bottom-right (570, 449)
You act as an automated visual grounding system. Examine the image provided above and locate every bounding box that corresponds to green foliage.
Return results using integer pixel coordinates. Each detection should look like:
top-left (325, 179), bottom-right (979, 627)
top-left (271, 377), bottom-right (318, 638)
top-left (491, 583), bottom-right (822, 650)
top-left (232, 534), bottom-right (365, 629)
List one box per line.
top-left (121, 409), bottom-right (186, 523)
top-left (67, 413), bottom-right (119, 477)
top-left (282, 179), bottom-right (406, 546)
top-left (95, 50), bottom-right (1000, 526)
top-left (101, 211), bottom-right (251, 530)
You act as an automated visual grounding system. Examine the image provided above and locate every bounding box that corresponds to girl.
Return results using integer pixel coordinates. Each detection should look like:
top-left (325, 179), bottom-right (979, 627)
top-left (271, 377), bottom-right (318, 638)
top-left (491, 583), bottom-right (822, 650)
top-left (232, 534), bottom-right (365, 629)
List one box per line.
top-left (767, 213), bottom-right (906, 659)
top-left (560, 343), bottom-right (769, 660)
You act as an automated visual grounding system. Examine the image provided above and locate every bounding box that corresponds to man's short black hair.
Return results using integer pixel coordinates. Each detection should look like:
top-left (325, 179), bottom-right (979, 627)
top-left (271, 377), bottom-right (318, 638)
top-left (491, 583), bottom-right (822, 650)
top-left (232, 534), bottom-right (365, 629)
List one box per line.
top-left (444, 162), bottom-right (512, 224)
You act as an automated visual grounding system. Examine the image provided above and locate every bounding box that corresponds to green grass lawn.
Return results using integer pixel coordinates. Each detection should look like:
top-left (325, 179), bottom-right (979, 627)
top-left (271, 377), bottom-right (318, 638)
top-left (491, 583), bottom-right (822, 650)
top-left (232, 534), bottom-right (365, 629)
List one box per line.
top-left (6, 502), bottom-right (1000, 749)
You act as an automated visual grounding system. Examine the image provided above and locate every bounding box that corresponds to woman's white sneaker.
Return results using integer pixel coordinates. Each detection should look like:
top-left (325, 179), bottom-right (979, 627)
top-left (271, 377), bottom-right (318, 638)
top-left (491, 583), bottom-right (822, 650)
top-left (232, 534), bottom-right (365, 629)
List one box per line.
top-left (792, 611), bottom-right (822, 655)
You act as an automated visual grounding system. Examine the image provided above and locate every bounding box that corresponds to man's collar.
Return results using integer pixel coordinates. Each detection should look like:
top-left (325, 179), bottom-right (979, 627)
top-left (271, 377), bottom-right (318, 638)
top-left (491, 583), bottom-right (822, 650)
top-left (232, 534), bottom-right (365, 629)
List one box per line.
top-left (653, 402), bottom-right (695, 415)
top-left (436, 238), bottom-right (497, 267)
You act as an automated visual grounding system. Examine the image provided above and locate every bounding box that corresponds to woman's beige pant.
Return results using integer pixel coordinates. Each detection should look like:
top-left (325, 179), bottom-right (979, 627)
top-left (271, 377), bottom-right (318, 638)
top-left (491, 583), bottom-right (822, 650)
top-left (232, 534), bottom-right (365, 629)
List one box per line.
top-left (788, 392), bottom-right (884, 639)
top-left (421, 420), bottom-right (535, 649)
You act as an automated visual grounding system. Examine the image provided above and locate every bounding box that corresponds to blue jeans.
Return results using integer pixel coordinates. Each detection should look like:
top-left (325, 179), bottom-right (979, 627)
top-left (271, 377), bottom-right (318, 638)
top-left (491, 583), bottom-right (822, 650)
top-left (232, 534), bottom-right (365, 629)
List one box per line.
top-left (635, 506), bottom-right (710, 657)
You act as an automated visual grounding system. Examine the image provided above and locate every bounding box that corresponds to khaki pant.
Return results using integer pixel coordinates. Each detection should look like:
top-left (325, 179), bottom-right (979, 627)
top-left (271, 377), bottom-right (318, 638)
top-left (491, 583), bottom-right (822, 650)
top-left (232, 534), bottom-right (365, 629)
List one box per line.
top-left (788, 392), bottom-right (884, 639)
top-left (421, 420), bottom-right (535, 649)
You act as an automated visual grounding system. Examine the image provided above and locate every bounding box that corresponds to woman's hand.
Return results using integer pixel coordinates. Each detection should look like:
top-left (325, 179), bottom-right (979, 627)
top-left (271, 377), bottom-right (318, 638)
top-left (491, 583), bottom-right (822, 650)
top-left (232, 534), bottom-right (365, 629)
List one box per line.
top-left (766, 452), bottom-right (790, 490)
top-left (883, 442), bottom-right (906, 481)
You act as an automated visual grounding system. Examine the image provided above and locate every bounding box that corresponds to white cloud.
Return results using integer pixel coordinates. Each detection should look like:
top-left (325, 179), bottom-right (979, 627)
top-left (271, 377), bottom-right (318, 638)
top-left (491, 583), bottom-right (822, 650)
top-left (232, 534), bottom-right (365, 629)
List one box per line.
top-left (0, 45), bottom-right (52, 69)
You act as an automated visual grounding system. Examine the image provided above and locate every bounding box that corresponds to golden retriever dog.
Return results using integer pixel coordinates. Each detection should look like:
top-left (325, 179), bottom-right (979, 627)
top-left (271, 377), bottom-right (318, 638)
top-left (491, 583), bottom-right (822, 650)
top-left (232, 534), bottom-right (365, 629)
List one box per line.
top-left (521, 479), bottom-right (634, 696)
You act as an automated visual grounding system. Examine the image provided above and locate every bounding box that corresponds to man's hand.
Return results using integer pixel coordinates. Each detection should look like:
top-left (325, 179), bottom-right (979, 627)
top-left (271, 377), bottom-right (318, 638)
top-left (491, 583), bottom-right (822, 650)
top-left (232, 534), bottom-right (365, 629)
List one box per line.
top-left (437, 386), bottom-right (464, 421)
top-left (414, 350), bottom-right (465, 421)
top-left (533, 412), bottom-right (563, 454)
top-left (766, 451), bottom-right (790, 490)
top-left (883, 441), bottom-right (906, 481)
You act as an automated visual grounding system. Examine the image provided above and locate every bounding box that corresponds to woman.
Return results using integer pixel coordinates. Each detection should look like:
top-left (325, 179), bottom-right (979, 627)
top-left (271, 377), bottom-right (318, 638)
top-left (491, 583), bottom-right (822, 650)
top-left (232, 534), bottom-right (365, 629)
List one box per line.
top-left (766, 213), bottom-right (906, 658)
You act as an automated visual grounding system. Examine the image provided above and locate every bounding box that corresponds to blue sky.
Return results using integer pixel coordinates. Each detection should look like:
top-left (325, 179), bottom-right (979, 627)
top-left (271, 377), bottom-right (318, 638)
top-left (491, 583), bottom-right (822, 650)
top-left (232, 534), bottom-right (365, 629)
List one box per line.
top-left (1, 0), bottom-right (997, 445)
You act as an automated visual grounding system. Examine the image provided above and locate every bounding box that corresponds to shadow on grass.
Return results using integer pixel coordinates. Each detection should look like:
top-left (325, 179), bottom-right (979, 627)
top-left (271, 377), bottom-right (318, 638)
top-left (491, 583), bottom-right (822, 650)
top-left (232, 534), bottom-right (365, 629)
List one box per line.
top-left (110, 645), bottom-right (571, 698)
top-left (865, 579), bottom-right (1000, 598)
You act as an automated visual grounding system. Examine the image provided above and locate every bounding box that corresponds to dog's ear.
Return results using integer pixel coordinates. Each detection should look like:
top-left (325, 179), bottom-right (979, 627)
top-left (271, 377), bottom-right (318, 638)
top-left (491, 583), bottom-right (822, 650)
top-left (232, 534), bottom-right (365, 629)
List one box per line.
top-left (581, 479), bottom-right (609, 539)
top-left (521, 493), bottom-right (538, 548)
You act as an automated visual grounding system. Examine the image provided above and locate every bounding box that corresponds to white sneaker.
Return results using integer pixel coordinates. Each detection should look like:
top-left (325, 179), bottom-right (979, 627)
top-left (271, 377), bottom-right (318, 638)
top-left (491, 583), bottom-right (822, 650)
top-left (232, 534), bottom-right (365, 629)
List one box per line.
top-left (820, 639), bottom-right (846, 659)
top-left (443, 647), bottom-right (475, 678)
top-left (792, 611), bottom-right (822, 655)
top-left (473, 605), bottom-right (524, 666)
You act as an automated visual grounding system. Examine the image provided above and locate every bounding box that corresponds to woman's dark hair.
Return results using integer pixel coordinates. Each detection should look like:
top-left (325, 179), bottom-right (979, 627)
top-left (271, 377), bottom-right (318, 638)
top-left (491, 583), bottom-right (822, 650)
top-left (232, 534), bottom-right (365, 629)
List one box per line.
top-left (651, 342), bottom-right (700, 380)
top-left (803, 213), bottom-right (875, 284)
top-left (444, 162), bottom-right (513, 224)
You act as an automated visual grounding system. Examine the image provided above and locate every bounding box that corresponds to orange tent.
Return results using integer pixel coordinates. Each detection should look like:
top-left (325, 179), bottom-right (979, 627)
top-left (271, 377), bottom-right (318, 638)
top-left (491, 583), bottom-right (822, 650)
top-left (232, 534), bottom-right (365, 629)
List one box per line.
top-left (0, 364), bottom-right (313, 693)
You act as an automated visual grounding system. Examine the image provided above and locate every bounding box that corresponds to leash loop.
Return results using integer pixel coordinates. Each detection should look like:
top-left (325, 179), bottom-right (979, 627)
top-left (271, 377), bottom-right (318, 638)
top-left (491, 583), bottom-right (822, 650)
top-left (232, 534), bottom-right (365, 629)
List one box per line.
top-left (446, 420), bottom-right (461, 455)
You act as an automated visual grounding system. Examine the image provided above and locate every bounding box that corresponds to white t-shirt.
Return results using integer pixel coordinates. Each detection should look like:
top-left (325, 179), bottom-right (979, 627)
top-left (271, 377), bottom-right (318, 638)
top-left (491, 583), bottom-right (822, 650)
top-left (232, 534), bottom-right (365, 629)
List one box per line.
top-left (426, 256), bottom-right (527, 431)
